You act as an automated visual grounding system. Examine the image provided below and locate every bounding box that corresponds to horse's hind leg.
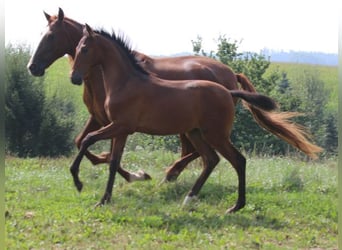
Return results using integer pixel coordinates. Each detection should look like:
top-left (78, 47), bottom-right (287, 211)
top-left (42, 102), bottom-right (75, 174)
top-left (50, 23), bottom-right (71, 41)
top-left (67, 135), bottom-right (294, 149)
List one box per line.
top-left (209, 137), bottom-right (246, 213)
top-left (164, 151), bottom-right (199, 182)
top-left (164, 134), bottom-right (200, 182)
top-left (182, 129), bottom-right (220, 205)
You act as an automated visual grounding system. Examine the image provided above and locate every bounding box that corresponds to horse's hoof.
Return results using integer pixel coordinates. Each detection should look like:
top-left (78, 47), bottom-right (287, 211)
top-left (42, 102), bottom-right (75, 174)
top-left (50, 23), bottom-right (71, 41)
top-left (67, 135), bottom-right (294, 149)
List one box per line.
top-left (94, 202), bottom-right (104, 209)
top-left (129, 170), bottom-right (152, 182)
top-left (225, 202), bottom-right (245, 214)
top-left (142, 171), bottom-right (152, 180)
top-left (75, 181), bottom-right (83, 192)
top-left (99, 152), bottom-right (111, 163)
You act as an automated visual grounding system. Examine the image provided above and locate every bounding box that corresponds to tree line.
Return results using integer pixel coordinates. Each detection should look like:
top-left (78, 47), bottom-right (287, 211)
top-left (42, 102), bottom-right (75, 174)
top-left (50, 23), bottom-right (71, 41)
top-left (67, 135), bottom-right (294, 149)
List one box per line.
top-left (191, 35), bottom-right (337, 157)
top-left (4, 37), bottom-right (337, 158)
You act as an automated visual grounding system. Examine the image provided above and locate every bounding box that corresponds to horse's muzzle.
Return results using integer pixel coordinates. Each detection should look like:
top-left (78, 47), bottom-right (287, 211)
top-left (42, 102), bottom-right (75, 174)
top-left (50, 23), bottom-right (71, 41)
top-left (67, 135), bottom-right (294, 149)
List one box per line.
top-left (70, 71), bottom-right (83, 85)
top-left (27, 62), bottom-right (45, 77)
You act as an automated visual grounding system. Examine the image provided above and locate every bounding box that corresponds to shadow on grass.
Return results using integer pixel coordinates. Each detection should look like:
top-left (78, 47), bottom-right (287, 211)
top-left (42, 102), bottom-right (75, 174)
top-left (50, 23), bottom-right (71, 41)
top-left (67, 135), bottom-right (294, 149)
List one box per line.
top-left (104, 180), bottom-right (287, 233)
top-left (109, 206), bottom-right (285, 234)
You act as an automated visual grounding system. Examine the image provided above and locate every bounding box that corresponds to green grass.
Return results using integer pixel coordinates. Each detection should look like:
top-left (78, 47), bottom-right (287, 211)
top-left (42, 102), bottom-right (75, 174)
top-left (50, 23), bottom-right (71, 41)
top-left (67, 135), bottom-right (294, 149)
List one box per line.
top-left (5, 153), bottom-right (337, 249)
top-left (44, 57), bottom-right (89, 134)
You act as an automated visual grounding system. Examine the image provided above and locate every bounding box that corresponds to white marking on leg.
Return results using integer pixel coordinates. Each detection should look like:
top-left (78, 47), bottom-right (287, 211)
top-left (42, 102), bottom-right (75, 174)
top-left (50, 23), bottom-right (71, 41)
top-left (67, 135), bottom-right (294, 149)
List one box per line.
top-left (129, 170), bottom-right (147, 182)
top-left (182, 195), bottom-right (197, 207)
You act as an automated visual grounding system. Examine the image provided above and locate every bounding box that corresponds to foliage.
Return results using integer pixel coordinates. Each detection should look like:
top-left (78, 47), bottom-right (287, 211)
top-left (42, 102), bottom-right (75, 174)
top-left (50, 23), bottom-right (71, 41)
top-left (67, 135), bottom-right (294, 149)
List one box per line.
top-left (5, 155), bottom-right (338, 249)
top-left (324, 113), bottom-right (338, 155)
top-left (5, 44), bottom-right (76, 157)
top-left (191, 36), bottom-right (337, 157)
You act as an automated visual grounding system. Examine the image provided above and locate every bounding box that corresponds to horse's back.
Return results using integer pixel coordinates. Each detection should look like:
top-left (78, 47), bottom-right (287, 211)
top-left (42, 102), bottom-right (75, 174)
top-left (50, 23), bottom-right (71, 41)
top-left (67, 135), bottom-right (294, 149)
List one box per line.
top-left (141, 55), bottom-right (238, 90)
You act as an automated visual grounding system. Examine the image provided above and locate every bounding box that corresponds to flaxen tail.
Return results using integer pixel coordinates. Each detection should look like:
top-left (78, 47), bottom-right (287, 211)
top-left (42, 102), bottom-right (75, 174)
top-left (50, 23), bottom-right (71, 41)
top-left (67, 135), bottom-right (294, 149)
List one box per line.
top-left (236, 73), bottom-right (323, 159)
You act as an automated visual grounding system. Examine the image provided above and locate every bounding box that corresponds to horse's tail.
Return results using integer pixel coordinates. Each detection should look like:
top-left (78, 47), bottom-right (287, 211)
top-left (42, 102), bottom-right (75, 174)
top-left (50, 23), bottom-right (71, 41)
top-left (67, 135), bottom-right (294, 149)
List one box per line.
top-left (235, 73), bottom-right (323, 159)
top-left (230, 90), bottom-right (277, 111)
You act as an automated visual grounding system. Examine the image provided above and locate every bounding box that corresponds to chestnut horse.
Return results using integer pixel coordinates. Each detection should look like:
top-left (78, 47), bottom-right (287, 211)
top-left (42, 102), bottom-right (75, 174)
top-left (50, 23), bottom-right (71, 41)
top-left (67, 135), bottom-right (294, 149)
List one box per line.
top-left (70, 25), bottom-right (279, 212)
top-left (28, 8), bottom-right (322, 183)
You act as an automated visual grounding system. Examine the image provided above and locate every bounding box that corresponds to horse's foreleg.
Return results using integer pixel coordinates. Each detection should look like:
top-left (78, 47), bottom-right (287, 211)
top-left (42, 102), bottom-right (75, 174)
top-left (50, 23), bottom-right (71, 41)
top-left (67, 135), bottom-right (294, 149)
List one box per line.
top-left (70, 137), bottom-right (94, 192)
top-left (77, 117), bottom-right (151, 182)
top-left (70, 122), bottom-right (130, 192)
top-left (96, 135), bottom-right (127, 207)
top-left (75, 116), bottom-right (111, 165)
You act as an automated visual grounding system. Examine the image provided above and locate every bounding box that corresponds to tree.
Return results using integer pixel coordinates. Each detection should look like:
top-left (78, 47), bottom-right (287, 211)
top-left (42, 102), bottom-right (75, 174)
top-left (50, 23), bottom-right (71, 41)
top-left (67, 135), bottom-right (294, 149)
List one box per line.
top-left (215, 37), bottom-right (282, 154)
top-left (272, 71), bottom-right (302, 112)
top-left (324, 113), bottom-right (337, 155)
top-left (293, 70), bottom-right (329, 147)
top-left (215, 35), bottom-right (243, 71)
top-left (191, 35), bottom-right (328, 156)
top-left (191, 35), bottom-right (215, 58)
top-left (5, 44), bottom-right (75, 157)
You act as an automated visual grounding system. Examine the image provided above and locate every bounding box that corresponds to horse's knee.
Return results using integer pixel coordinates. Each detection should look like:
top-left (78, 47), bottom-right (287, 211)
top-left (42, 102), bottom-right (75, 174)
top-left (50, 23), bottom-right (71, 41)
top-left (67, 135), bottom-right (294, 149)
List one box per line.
top-left (80, 134), bottom-right (95, 150)
top-left (75, 135), bottom-right (82, 149)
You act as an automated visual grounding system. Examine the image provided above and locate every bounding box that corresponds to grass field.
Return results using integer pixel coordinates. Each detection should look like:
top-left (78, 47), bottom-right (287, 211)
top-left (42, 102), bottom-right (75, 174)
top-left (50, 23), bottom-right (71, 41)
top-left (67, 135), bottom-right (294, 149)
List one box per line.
top-left (5, 152), bottom-right (337, 249)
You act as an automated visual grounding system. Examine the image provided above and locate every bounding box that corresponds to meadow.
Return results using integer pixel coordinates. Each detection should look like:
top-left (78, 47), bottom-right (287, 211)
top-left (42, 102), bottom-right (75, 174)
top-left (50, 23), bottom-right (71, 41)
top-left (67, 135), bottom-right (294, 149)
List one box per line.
top-left (5, 152), bottom-right (337, 249)
top-left (5, 54), bottom-right (338, 249)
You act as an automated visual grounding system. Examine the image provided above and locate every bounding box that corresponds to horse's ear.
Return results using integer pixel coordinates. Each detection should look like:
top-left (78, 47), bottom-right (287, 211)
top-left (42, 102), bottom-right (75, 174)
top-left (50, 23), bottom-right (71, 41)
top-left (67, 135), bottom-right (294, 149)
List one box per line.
top-left (58, 7), bottom-right (64, 21)
top-left (84, 24), bottom-right (95, 37)
top-left (43, 11), bottom-right (51, 22)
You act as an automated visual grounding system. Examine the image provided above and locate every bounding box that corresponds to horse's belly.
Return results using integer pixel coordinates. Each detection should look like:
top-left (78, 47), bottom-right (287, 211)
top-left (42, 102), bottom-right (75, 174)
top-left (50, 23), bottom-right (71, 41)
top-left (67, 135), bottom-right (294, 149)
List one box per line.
top-left (136, 107), bottom-right (198, 135)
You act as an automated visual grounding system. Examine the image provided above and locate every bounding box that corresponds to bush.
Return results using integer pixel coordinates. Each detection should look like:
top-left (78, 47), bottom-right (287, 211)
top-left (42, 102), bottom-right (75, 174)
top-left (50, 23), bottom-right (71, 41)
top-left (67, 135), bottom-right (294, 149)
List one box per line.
top-left (5, 44), bottom-right (75, 157)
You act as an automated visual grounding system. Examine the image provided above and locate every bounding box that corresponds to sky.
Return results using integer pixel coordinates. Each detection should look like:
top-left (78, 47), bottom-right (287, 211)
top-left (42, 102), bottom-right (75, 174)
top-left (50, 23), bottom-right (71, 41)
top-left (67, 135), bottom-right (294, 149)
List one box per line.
top-left (5, 0), bottom-right (340, 56)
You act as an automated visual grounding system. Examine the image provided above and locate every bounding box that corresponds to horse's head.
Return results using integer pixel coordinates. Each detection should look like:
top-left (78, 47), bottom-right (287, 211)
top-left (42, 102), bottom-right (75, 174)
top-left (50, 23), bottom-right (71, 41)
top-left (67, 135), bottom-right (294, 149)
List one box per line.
top-left (27, 8), bottom-right (82, 76)
top-left (71, 24), bottom-right (98, 85)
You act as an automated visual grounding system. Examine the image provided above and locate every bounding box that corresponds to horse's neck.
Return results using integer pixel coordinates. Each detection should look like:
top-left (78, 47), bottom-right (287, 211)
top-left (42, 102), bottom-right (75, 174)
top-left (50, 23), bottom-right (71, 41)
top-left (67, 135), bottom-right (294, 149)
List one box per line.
top-left (64, 19), bottom-right (84, 58)
top-left (100, 43), bottom-right (133, 92)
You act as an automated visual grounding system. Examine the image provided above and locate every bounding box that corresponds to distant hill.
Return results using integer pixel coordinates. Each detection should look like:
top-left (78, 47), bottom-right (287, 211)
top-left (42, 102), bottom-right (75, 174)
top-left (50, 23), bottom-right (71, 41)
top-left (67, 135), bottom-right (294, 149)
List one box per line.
top-left (165, 50), bottom-right (338, 66)
top-left (261, 49), bottom-right (338, 66)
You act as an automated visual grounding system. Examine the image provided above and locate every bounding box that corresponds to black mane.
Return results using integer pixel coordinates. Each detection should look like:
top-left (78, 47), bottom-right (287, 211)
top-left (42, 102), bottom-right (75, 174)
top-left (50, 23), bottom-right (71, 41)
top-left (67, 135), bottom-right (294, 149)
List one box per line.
top-left (93, 29), bottom-right (149, 75)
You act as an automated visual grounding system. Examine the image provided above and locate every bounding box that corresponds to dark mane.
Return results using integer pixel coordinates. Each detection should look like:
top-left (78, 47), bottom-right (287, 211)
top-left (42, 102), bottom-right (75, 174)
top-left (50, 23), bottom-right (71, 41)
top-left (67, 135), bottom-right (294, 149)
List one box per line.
top-left (94, 29), bottom-right (149, 75)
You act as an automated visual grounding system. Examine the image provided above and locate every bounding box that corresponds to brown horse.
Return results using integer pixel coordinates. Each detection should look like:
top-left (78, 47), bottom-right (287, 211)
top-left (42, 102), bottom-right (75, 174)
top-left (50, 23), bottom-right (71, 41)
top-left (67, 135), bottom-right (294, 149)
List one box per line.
top-left (28, 8), bottom-right (322, 183)
top-left (70, 24), bottom-right (279, 212)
